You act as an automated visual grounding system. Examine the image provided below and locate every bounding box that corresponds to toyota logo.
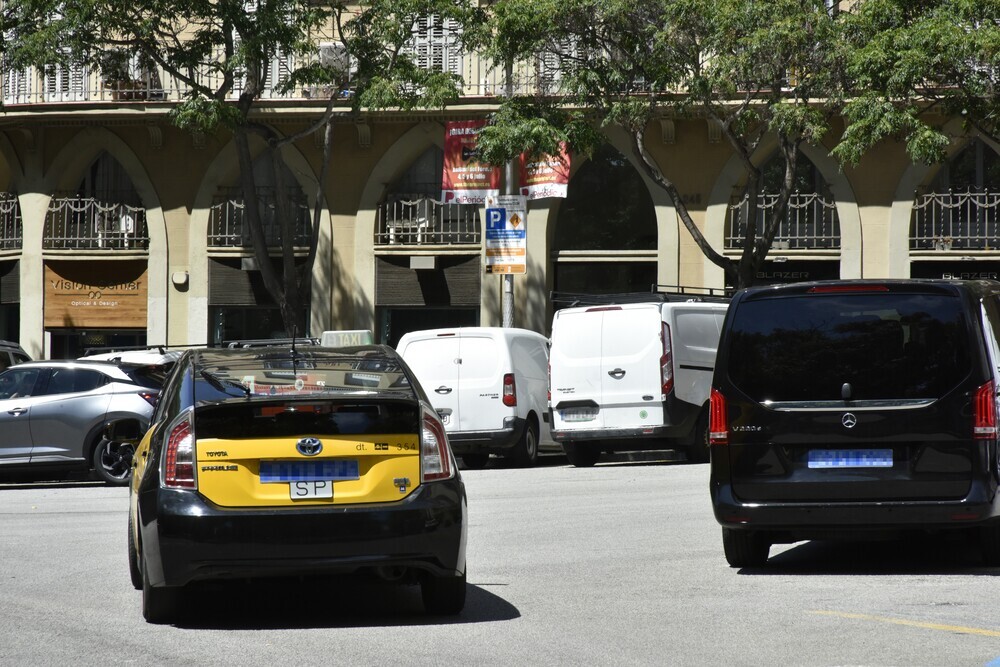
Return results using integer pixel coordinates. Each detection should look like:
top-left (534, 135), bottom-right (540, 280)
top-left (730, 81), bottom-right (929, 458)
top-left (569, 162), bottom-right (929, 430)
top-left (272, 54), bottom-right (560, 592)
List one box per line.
top-left (296, 437), bottom-right (323, 456)
top-left (842, 413), bottom-right (857, 429)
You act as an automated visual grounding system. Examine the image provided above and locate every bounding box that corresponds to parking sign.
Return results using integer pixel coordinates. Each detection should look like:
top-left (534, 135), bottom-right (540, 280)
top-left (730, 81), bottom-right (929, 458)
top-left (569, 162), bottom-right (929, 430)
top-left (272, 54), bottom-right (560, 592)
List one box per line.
top-left (484, 195), bottom-right (527, 275)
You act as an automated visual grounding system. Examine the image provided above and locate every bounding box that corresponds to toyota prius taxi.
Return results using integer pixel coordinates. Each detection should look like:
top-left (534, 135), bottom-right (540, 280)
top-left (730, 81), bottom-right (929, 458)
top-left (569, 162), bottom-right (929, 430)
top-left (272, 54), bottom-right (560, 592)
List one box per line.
top-left (125, 345), bottom-right (467, 624)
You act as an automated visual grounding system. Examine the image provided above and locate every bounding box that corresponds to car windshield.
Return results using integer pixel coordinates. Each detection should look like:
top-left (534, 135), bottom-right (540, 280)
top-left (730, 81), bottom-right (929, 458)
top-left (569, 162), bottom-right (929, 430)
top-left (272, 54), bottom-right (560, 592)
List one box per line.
top-left (726, 292), bottom-right (972, 402)
top-left (191, 347), bottom-right (413, 403)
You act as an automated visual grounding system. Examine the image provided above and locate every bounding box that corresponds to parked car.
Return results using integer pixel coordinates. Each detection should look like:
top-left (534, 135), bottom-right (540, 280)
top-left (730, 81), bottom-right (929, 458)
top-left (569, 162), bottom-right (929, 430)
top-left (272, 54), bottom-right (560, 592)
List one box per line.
top-left (125, 344), bottom-right (466, 623)
top-left (0, 359), bottom-right (165, 484)
top-left (0, 340), bottom-right (30, 371)
top-left (396, 326), bottom-right (558, 468)
top-left (548, 291), bottom-right (729, 466)
top-left (710, 279), bottom-right (1000, 567)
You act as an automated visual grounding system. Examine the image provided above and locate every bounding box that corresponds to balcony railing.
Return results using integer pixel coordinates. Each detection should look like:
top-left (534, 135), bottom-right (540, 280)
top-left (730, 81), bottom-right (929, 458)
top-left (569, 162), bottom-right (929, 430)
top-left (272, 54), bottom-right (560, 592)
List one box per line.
top-left (2, 49), bottom-right (558, 106)
top-left (726, 192), bottom-right (841, 250)
top-left (0, 194), bottom-right (23, 251)
top-left (910, 190), bottom-right (1000, 250)
top-left (375, 196), bottom-right (481, 246)
top-left (208, 192), bottom-right (311, 248)
top-left (44, 197), bottom-right (149, 250)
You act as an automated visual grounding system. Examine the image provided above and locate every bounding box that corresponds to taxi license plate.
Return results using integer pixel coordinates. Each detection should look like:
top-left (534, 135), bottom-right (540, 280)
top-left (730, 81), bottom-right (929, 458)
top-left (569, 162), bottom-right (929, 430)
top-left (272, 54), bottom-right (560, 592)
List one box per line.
top-left (807, 449), bottom-right (893, 469)
top-left (561, 407), bottom-right (597, 422)
top-left (290, 480), bottom-right (333, 500)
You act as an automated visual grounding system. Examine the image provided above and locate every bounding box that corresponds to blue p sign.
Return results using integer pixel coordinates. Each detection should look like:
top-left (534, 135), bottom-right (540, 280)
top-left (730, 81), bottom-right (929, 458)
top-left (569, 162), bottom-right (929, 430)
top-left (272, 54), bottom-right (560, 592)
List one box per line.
top-left (486, 208), bottom-right (505, 230)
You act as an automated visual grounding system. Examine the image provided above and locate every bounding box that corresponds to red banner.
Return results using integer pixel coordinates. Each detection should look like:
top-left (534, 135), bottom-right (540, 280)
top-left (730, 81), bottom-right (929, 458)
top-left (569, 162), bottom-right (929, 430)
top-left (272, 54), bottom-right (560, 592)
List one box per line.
top-left (441, 120), bottom-right (501, 204)
top-left (519, 143), bottom-right (570, 200)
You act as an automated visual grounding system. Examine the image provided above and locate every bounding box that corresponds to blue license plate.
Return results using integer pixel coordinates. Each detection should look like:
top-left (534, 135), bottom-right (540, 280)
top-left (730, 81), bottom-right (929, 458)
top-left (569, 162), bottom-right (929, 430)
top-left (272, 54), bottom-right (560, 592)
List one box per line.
top-left (808, 449), bottom-right (893, 469)
top-left (259, 460), bottom-right (360, 483)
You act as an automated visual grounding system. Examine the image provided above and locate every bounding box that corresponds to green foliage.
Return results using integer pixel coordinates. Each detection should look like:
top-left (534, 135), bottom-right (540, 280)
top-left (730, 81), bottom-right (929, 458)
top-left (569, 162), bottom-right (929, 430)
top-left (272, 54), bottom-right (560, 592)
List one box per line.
top-left (838, 0), bottom-right (1000, 164)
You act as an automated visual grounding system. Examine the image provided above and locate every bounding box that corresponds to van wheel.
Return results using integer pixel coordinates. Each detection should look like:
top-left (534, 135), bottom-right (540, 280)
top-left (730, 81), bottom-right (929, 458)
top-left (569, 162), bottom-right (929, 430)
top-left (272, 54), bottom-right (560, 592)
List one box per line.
top-left (722, 527), bottom-right (770, 568)
top-left (981, 525), bottom-right (1000, 566)
top-left (509, 420), bottom-right (539, 467)
top-left (563, 442), bottom-right (601, 467)
top-left (461, 453), bottom-right (490, 469)
top-left (687, 412), bottom-right (710, 464)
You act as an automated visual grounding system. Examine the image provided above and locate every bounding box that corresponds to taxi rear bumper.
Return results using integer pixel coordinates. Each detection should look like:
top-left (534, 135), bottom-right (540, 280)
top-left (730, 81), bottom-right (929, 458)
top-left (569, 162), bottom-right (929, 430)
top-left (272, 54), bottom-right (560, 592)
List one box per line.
top-left (138, 480), bottom-right (467, 588)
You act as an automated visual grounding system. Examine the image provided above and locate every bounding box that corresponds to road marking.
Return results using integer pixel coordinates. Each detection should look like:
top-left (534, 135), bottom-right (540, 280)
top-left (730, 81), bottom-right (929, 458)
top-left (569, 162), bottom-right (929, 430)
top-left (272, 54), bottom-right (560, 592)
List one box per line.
top-left (811, 611), bottom-right (1000, 638)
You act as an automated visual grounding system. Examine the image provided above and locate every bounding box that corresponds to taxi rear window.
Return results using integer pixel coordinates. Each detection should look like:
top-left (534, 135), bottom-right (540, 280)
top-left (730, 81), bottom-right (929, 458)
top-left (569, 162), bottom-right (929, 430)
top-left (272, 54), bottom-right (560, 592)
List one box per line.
top-left (726, 292), bottom-right (971, 402)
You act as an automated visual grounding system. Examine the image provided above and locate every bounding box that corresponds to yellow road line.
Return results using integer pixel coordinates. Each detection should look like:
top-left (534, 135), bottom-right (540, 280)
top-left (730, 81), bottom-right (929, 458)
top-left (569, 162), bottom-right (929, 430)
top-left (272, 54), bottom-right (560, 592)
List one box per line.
top-left (811, 610), bottom-right (1000, 638)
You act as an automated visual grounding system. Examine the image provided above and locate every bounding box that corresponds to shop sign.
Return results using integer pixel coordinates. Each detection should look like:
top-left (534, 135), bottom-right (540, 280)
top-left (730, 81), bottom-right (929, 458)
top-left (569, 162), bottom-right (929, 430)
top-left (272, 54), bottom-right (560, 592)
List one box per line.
top-left (45, 260), bottom-right (148, 328)
top-left (910, 261), bottom-right (1000, 281)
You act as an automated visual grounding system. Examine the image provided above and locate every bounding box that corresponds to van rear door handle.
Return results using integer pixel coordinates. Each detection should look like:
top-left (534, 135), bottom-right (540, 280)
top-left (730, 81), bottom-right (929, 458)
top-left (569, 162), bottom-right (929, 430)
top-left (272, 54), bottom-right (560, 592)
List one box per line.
top-left (435, 386), bottom-right (453, 394)
top-left (608, 369), bottom-right (626, 379)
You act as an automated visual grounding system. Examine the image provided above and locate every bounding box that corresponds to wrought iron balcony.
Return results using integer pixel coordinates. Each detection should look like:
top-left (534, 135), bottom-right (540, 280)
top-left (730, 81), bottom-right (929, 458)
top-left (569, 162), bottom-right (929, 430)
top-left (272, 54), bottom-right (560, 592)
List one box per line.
top-left (375, 196), bottom-right (481, 246)
top-left (726, 192), bottom-right (841, 250)
top-left (208, 193), bottom-right (311, 248)
top-left (910, 190), bottom-right (1000, 250)
top-left (44, 197), bottom-right (149, 250)
top-left (0, 194), bottom-right (23, 251)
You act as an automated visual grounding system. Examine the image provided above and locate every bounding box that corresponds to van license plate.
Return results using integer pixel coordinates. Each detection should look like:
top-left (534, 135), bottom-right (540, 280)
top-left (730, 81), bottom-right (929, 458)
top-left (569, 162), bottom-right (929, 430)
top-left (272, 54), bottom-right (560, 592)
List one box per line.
top-left (808, 449), bottom-right (893, 469)
top-left (290, 480), bottom-right (333, 500)
top-left (561, 408), bottom-right (597, 422)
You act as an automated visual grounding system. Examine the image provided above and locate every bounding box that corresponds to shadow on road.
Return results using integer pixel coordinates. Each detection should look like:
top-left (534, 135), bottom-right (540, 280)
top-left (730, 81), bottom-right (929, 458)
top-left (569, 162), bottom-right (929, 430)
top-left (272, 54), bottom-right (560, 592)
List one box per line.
top-left (737, 532), bottom-right (1000, 576)
top-left (170, 576), bottom-right (520, 630)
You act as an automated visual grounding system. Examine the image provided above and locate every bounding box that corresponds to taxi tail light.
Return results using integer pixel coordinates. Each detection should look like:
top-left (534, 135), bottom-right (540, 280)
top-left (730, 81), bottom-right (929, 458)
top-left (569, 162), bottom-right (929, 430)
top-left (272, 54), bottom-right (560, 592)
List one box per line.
top-left (163, 413), bottom-right (197, 489)
top-left (709, 389), bottom-right (729, 445)
top-left (421, 409), bottom-right (455, 482)
top-left (974, 380), bottom-right (997, 439)
top-left (661, 322), bottom-right (674, 396)
top-left (503, 373), bottom-right (517, 407)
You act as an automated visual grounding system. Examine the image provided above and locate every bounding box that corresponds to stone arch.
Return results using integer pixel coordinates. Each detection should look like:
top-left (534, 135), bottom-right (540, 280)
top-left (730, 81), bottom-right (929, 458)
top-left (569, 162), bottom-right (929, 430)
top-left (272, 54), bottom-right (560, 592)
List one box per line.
top-left (188, 130), bottom-right (326, 344)
top-left (355, 122), bottom-right (445, 331)
top-left (43, 128), bottom-right (169, 343)
top-left (890, 119), bottom-right (1000, 277)
top-left (706, 137), bottom-right (861, 286)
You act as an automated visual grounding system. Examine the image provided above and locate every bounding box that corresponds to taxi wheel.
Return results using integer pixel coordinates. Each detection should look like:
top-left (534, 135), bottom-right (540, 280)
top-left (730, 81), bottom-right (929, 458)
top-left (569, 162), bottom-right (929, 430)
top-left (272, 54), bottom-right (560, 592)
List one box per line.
top-left (92, 438), bottom-right (134, 486)
top-left (127, 514), bottom-right (142, 590)
top-left (421, 569), bottom-right (466, 615)
top-left (461, 453), bottom-right (490, 469)
top-left (142, 557), bottom-right (182, 624)
top-left (509, 420), bottom-right (538, 468)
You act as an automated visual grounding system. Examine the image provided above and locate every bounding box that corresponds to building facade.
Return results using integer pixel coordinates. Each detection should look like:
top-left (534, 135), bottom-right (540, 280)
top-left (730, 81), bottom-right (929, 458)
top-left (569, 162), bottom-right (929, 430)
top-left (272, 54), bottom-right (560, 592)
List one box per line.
top-left (1, 37), bottom-right (997, 359)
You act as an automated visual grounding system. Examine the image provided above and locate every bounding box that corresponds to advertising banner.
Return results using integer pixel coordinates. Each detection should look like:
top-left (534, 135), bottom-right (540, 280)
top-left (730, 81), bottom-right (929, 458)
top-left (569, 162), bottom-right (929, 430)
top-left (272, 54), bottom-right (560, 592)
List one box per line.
top-left (519, 143), bottom-right (571, 200)
top-left (484, 195), bottom-right (527, 275)
top-left (441, 120), bottom-right (501, 204)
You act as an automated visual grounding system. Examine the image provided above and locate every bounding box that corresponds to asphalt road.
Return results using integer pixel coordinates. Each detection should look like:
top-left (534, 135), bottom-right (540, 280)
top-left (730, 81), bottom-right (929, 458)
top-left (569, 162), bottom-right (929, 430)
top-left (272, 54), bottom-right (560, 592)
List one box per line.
top-left (3, 455), bottom-right (1000, 666)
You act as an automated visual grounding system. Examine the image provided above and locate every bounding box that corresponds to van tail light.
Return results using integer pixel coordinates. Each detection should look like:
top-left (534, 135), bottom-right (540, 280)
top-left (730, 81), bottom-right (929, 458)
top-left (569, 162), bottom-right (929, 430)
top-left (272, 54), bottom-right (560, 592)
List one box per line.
top-left (709, 389), bottom-right (729, 445)
top-left (660, 322), bottom-right (674, 396)
top-left (421, 408), bottom-right (455, 482)
top-left (163, 412), bottom-right (197, 489)
top-left (974, 380), bottom-right (997, 439)
top-left (503, 373), bottom-right (517, 407)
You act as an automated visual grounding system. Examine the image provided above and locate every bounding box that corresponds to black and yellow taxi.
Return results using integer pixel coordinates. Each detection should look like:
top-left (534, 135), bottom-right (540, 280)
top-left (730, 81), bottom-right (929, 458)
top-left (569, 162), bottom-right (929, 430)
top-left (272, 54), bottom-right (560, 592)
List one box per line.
top-left (125, 345), bottom-right (467, 623)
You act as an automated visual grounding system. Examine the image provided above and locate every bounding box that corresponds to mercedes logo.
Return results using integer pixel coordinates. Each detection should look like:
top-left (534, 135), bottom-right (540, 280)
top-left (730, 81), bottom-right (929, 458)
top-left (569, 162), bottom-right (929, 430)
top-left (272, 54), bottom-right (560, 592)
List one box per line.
top-left (296, 437), bottom-right (323, 456)
top-left (842, 413), bottom-right (858, 429)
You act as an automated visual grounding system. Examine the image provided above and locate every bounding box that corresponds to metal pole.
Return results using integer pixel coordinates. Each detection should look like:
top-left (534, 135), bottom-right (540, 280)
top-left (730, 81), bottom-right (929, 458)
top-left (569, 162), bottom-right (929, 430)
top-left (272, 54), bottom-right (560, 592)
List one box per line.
top-left (502, 60), bottom-right (515, 328)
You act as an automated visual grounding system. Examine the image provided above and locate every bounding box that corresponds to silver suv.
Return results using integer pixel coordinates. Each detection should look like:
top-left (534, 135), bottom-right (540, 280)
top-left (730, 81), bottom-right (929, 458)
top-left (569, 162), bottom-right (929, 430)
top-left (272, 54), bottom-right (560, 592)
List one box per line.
top-left (0, 359), bottom-right (168, 485)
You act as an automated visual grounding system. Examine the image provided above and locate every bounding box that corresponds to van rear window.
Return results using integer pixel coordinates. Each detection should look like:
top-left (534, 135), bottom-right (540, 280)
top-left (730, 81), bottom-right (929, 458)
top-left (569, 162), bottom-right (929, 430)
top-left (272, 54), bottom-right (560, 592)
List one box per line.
top-left (726, 293), bottom-right (971, 401)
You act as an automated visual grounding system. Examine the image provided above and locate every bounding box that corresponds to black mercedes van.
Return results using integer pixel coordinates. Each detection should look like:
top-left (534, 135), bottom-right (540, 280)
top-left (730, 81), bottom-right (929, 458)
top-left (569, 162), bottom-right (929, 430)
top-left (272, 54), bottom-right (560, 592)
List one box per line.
top-left (709, 279), bottom-right (1000, 567)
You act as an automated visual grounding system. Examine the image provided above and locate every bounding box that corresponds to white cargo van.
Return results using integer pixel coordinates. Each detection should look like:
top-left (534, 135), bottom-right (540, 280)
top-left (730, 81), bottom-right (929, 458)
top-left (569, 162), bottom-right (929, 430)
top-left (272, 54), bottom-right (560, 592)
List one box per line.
top-left (549, 296), bottom-right (728, 466)
top-left (396, 327), bottom-right (557, 468)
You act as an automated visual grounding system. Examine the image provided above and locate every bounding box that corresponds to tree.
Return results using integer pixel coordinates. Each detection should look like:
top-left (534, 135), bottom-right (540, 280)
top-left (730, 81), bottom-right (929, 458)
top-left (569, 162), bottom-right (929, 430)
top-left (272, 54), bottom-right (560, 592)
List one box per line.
top-left (1, 0), bottom-right (482, 336)
top-left (834, 0), bottom-right (1000, 167)
top-left (469, 0), bottom-right (847, 289)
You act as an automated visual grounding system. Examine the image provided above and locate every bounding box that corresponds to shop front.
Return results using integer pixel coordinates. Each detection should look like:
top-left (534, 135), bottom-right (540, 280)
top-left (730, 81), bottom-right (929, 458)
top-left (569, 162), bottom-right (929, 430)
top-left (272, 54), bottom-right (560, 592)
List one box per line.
top-left (44, 260), bottom-right (148, 358)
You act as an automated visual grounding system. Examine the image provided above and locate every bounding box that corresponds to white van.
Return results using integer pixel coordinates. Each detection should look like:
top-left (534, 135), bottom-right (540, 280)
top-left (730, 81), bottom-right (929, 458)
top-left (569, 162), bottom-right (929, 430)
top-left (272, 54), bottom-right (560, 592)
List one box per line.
top-left (549, 297), bottom-right (728, 466)
top-left (396, 327), bottom-right (557, 468)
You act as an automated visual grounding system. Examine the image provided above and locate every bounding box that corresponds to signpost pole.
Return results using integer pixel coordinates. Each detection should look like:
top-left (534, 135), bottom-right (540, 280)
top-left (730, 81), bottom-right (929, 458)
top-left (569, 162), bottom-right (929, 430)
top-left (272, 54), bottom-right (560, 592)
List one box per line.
top-left (502, 157), bottom-right (515, 328)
